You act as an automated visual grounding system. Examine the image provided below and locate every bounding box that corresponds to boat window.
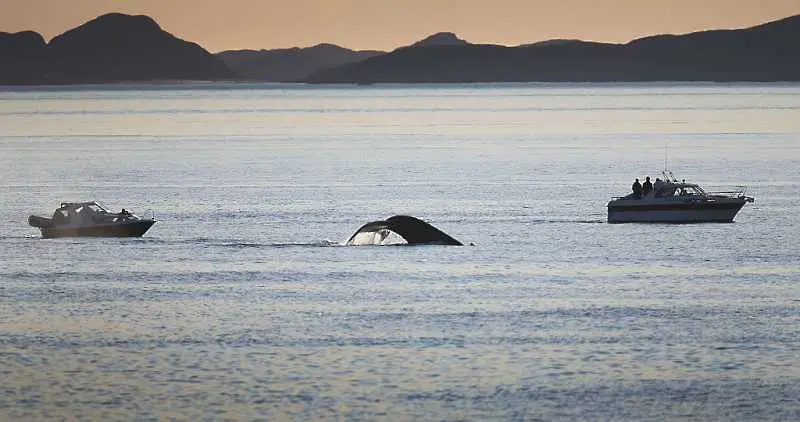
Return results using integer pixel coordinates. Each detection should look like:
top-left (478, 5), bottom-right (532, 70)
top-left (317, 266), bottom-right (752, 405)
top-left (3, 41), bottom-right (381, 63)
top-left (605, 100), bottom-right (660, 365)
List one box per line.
top-left (52, 208), bottom-right (69, 223)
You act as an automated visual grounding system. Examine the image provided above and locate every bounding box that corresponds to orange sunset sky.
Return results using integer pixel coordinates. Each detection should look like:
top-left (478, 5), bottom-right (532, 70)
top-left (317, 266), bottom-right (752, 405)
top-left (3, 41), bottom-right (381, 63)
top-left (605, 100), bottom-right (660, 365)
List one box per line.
top-left (1, 0), bottom-right (797, 52)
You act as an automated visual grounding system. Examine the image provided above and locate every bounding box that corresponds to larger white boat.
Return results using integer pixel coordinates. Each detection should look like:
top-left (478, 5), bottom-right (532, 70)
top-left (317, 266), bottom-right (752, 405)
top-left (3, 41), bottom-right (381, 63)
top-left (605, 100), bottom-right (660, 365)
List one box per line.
top-left (28, 201), bottom-right (156, 238)
top-left (607, 171), bottom-right (754, 223)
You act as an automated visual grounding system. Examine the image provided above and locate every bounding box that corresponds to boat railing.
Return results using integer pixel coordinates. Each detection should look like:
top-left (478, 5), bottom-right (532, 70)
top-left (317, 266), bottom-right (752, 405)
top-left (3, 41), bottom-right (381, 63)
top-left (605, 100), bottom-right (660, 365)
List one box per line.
top-left (662, 170), bottom-right (679, 183)
top-left (708, 186), bottom-right (749, 198)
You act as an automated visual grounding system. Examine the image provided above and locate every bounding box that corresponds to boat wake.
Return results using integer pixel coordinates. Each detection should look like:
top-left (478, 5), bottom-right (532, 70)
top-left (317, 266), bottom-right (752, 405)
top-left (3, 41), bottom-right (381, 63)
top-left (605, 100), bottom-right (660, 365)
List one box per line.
top-left (142, 237), bottom-right (342, 248)
top-left (528, 218), bottom-right (606, 224)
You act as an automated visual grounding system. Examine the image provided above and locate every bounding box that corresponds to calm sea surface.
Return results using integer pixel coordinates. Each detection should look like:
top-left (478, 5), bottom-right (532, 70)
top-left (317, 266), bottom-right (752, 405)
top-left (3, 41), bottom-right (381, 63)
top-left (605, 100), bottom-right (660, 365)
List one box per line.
top-left (1, 83), bottom-right (799, 421)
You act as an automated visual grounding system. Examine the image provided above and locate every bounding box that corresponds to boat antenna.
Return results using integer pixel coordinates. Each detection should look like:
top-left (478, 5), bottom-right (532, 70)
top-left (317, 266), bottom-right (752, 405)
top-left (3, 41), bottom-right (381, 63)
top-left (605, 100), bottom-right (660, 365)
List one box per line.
top-left (662, 145), bottom-right (679, 182)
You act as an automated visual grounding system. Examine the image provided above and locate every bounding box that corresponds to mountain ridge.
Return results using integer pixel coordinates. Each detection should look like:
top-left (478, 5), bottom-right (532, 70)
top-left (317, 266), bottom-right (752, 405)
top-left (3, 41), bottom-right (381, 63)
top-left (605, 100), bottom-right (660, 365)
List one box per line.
top-left (0, 13), bottom-right (234, 84)
top-left (216, 43), bottom-right (383, 82)
top-left (2, 13), bottom-right (799, 85)
top-left (305, 14), bottom-right (800, 83)
top-left (410, 32), bottom-right (470, 48)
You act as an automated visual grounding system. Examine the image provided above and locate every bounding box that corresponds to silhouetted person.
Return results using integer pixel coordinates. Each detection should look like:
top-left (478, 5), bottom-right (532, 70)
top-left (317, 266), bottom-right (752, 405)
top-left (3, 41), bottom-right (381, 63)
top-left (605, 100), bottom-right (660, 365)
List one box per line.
top-left (653, 178), bottom-right (664, 197)
top-left (679, 179), bottom-right (688, 196)
top-left (632, 178), bottom-right (642, 199)
top-left (642, 176), bottom-right (653, 197)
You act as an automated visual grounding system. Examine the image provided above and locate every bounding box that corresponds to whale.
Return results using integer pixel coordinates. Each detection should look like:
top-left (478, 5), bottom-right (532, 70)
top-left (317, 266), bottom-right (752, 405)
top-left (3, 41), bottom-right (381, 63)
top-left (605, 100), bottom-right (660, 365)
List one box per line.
top-left (345, 215), bottom-right (462, 246)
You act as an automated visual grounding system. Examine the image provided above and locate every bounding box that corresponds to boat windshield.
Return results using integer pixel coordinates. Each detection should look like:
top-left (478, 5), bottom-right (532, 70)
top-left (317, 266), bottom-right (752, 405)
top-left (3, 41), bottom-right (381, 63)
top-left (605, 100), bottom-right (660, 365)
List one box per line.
top-left (86, 202), bottom-right (110, 213)
top-left (664, 184), bottom-right (705, 197)
top-left (70, 202), bottom-right (111, 217)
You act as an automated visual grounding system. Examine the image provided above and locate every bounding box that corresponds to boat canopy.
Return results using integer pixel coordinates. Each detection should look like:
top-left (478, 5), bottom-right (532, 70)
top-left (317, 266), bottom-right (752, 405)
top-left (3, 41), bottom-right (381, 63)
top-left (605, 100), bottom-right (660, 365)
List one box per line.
top-left (60, 201), bottom-right (110, 211)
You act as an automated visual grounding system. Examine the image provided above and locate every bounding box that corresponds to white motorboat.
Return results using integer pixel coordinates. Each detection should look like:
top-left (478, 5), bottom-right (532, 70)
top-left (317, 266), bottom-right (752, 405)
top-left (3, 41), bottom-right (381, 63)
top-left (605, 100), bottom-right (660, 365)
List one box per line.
top-left (607, 171), bottom-right (754, 223)
top-left (28, 201), bottom-right (156, 238)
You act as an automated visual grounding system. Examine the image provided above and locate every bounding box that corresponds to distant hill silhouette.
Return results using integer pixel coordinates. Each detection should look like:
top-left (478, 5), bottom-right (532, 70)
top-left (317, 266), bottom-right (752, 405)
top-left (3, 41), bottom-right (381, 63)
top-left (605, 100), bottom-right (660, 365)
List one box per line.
top-left (0, 31), bottom-right (49, 84)
top-left (305, 14), bottom-right (800, 83)
top-left (217, 43), bottom-right (383, 82)
top-left (410, 32), bottom-right (470, 47)
top-left (4, 13), bottom-right (800, 85)
top-left (1, 13), bottom-right (234, 85)
top-left (517, 39), bottom-right (581, 48)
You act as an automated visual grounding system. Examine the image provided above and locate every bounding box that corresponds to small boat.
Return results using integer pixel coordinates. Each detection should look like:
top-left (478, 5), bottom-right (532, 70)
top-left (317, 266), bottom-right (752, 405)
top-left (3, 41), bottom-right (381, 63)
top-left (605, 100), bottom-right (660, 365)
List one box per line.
top-left (607, 171), bottom-right (754, 223)
top-left (28, 201), bottom-right (156, 238)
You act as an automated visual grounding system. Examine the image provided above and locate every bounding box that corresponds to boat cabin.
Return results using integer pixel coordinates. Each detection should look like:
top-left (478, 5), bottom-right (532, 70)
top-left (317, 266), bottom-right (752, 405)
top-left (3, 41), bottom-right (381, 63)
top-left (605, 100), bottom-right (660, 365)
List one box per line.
top-left (652, 182), bottom-right (706, 198)
top-left (52, 201), bottom-right (132, 225)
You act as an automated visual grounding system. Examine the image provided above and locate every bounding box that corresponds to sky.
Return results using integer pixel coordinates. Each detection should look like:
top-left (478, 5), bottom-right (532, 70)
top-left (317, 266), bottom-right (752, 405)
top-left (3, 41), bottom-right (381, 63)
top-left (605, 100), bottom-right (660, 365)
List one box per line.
top-left (1, 0), bottom-right (798, 52)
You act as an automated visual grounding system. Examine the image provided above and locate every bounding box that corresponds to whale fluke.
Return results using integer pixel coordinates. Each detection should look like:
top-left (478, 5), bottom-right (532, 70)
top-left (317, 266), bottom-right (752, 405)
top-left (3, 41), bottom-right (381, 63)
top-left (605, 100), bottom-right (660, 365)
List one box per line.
top-left (345, 215), bottom-right (462, 246)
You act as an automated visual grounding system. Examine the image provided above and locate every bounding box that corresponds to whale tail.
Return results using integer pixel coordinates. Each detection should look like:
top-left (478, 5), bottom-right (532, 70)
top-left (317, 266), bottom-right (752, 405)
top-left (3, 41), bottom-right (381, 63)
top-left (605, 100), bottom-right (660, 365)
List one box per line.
top-left (345, 215), bottom-right (462, 246)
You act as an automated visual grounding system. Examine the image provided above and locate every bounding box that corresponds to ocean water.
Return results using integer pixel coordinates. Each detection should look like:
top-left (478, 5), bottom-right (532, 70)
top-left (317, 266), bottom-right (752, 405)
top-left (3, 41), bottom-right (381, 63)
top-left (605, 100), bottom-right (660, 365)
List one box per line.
top-left (1, 83), bottom-right (798, 421)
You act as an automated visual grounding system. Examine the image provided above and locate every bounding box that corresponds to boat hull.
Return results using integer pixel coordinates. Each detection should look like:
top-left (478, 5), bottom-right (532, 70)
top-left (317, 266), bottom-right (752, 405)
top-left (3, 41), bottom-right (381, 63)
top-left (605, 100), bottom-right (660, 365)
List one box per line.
top-left (607, 199), bottom-right (747, 223)
top-left (39, 220), bottom-right (156, 238)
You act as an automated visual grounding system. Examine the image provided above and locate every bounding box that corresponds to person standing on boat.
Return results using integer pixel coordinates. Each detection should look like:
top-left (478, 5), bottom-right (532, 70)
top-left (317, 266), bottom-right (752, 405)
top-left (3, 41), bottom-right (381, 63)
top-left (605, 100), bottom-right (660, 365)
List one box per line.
top-left (632, 178), bottom-right (643, 199)
top-left (653, 178), bottom-right (664, 197)
top-left (642, 176), bottom-right (653, 197)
